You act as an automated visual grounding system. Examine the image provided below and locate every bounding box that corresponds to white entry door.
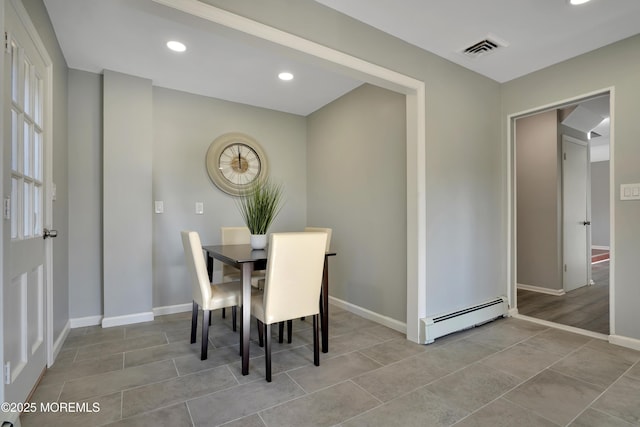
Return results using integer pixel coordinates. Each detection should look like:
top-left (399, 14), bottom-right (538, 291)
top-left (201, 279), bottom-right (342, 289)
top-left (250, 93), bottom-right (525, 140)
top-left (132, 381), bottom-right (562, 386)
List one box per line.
top-left (3, 0), bottom-right (52, 405)
top-left (562, 135), bottom-right (590, 292)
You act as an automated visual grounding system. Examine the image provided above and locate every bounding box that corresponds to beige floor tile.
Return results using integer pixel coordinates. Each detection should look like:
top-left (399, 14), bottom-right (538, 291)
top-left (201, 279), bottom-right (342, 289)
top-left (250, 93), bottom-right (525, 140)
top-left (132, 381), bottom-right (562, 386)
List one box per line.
top-left (287, 351), bottom-right (382, 393)
top-left (39, 353), bottom-right (124, 387)
top-left (187, 373), bottom-right (304, 426)
top-left (76, 332), bottom-right (168, 361)
top-left (505, 369), bottom-right (605, 425)
top-left (592, 375), bottom-right (640, 424)
top-left (455, 398), bottom-right (559, 427)
top-left (60, 359), bottom-right (177, 401)
top-left (341, 386), bottom-right (467, 427)
top-left (104, 403), bottom-right (192, 427)
top-left (570, 408), bottom-right (635, 427)
top-left (550, 345), bottom-right (634, 387)
top-left (426, 364), bottom-right (520, 412)
top-left (352, 353), bottom-right (450, 402)
top-left (358, 337), bottom-right (427, 365)
top-left (122, 365), bottom-right (237, 418)
top-left (520, 328), bottom-right (590, 356)
top-left (481, 343), bottom-right (565, 381)
top-left (259, 381), bottom-right (380, 427)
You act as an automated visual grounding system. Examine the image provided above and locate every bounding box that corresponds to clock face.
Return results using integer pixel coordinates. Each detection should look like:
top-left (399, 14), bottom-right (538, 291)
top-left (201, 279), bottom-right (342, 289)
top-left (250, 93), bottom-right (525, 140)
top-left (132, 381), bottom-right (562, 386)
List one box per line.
top-left (219, 143), bottom-right (261, 185)
top-left (206, 133), bottom-right (269, 196)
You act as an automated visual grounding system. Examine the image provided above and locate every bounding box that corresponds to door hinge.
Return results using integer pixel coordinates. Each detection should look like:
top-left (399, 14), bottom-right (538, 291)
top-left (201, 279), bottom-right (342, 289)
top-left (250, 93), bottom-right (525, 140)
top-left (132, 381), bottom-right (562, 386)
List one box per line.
top-left (563, 152), bottom-right (567, 160)
top-left (564, 264), bottom-right (567, 272)
top-left (4, 362), bottom-right (10, 385)
top-left (4, 32), bottom-right (10, 54)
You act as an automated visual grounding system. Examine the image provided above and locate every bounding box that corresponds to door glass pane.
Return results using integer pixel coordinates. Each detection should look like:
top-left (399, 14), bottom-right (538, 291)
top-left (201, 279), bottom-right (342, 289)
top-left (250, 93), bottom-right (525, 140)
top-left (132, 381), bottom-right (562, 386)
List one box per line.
top-left (34, 75), bottom-right (43, 127)
top-left (23, 59), bottom-right (31, 116)
top-left (11, 41), bottom-right (19, 103)
top-left (11, 178), bottom-right (19, 239)
top-left (34, 130), bottom-right (42, 181)
top-left (23, 181), bottom-right (32, 238)
top-left (34, 185), bottom-right (41, 236)
top-left (23, 122), bottom-right (31, 177)
top-left (12, 110), bottom-right (19, 172)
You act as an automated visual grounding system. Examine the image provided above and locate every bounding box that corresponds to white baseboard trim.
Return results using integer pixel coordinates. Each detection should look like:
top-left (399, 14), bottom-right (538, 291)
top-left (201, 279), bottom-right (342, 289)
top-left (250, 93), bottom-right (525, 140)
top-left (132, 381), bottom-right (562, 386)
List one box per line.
top-left (153, 303), bottom-right (192, 316)
top-left (517, 283), bottom-right (566, 296)
top-left (1, 410), bottom-right (20, 427)
top-left (513, 314), bottom-right (608, 340)
top-left (592, 245), bottom-right (610, 250)
top-left (102, 311), bottom-right (154, 328)
top-left (328, 296), bottom-right (406, 334)
top-left (507, 307), bottom-right (519, 317)
top-left (70, 315), bottom-right (103, 328)
top-left (609, 334), bottom-right (640, 352)
top-left (51, 320), bottom-right (70, 367)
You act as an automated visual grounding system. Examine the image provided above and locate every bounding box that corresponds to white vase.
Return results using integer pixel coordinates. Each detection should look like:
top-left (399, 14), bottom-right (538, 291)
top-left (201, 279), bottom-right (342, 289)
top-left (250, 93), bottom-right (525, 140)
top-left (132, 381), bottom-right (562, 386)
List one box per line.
top-left (250, 234), bottom-right (267, 250)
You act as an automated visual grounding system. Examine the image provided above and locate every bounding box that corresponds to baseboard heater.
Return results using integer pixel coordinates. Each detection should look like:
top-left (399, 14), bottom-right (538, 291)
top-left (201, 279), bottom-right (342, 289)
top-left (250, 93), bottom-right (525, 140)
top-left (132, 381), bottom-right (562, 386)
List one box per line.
top-left (422, 296), bottom-right (508, 344)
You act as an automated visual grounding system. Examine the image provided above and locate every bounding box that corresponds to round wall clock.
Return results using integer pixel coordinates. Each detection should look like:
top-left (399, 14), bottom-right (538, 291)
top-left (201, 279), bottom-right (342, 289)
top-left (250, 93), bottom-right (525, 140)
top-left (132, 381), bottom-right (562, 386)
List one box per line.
top-left (205, 132), bottom-right (269, 196)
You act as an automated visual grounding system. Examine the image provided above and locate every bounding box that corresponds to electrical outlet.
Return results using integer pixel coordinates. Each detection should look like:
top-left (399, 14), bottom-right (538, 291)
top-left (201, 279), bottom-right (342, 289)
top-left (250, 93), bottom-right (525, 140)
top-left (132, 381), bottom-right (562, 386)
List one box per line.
top-left (195, 202), bottom-right (204, 215)
top-left (620, 183), bottom-right (640, 200)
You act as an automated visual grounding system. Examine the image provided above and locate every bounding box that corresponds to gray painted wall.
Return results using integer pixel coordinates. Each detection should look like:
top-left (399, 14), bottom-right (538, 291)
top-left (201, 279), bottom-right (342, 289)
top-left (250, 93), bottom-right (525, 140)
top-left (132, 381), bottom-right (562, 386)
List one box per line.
top-left (516, 110), bottom-right (562, 290)
top-left (103, 71), bottom-right (153, 320)
top-left (152, 87), bottom-right (307, 308)
top-left (307, 84), bottom-right (407, 321)
top-left (68, 70), bottom-right (102, 318)
top-left (591, 161), bottom-right (610, 247)
top-left (503, 34), bottom-right (640, 339)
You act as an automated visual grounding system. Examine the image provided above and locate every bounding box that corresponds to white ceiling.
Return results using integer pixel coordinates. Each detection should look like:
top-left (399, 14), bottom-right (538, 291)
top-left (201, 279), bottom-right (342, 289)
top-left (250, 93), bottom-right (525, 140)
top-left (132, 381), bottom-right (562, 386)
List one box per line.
top-left (43, 0), bottom-right (640, 115)
top-left (314, 0), bottom-right (640, 83)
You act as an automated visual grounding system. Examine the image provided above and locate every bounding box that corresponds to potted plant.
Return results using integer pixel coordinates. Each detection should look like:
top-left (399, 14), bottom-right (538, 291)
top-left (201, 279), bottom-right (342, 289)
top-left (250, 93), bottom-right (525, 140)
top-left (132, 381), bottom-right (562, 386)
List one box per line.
top-left (235, 178), bottom-right (284, 249)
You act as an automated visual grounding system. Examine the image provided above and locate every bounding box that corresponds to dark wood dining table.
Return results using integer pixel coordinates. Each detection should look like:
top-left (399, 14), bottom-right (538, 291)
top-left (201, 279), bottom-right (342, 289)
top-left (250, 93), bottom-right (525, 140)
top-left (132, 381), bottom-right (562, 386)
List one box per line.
top-left (203, 243), bottom-right (336, 375)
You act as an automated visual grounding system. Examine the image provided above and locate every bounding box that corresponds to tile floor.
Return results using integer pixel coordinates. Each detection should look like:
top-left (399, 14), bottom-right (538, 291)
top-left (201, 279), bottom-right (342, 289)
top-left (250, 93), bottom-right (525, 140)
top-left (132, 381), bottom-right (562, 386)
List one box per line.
top-left (20, 305), bottom-right (640, 426)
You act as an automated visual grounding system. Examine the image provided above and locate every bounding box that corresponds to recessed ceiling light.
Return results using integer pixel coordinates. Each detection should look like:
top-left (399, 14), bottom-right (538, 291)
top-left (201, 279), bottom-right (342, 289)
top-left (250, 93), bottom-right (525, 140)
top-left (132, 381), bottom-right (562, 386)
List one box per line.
top-left (278, 72), bottom-right (294, 81)
top-left (569, 0), bottom-right (591, 5)
top-left (167, 41), bottom-right (186, 52)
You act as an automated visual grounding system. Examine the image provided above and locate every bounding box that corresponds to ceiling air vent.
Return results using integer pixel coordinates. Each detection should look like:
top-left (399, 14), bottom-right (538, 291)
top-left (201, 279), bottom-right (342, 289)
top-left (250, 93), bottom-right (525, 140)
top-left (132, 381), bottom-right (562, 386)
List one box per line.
top-left (460, 35), bottom-right (508, 59)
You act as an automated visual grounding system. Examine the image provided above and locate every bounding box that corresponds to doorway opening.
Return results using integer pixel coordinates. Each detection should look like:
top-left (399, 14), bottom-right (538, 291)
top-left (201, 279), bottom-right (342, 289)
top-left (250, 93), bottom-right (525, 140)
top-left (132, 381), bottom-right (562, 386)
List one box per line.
top-left (511, 91), bottom-right (612, 336)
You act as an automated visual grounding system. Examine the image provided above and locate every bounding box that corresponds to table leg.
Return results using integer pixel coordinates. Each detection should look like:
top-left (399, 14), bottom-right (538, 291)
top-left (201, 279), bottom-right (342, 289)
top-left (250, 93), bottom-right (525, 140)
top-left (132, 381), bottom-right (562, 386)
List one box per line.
top-left (241, 262), bottom-right (253, 375)
top-left (321, 256), bottom-right (329, 353)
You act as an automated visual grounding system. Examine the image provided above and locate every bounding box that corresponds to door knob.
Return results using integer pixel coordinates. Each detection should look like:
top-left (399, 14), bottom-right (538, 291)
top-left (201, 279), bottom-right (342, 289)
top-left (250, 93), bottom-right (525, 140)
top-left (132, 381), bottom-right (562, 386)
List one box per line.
top-left (43, 228), bottom-right (58, 239)
top-left (582, 221), bottom-right (591, 226)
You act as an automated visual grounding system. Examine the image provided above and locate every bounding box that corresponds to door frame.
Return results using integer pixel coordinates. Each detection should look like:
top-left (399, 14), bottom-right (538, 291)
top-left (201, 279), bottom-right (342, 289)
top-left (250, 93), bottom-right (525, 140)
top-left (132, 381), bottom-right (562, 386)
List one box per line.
top-left (561, 134), bottom-right (592, 292)
top-left (507, 88), bottom-right (615, 337)
top-left (0, 0), bottom-right (54, 409)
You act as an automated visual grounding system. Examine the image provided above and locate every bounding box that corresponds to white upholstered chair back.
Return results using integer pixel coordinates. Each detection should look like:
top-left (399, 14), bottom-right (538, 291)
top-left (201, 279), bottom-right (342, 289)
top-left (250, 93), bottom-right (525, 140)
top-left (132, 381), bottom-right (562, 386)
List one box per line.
top-left (262, 232), bottom-right (327, 324)
top-left (181, 231), bottom-right (212, 309)
top-left (221, 226), bottom-right (251, 278)
top-left (304, 227), bottom-right (332, 251)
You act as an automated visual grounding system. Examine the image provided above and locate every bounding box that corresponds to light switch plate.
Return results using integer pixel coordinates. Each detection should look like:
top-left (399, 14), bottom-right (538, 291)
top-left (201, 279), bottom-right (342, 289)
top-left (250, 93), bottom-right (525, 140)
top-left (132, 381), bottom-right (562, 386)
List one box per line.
top-left (620, 183), bottom-right (640, 200)
top-left (154, 201), bottom-right (164, 214)
top-left (195, 202), bottom-right (204, 215)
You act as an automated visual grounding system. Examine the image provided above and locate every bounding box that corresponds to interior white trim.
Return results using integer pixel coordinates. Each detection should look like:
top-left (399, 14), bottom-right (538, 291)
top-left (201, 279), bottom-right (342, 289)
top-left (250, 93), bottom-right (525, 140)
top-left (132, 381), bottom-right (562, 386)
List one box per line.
top-left (69, 315), bottom-right (103, 328)
top-left (51, 320), bottom-right (70, 364)
top-left (514, 314), bottom-right (608, 341)
top-left (609, 334), bottom-right (640, 352)
top-left (517, 283), bottom-right (566, 296)
top-left (591, 245), bottom-right (610, 250)
top-left (329, 296), bottom-right (406, 334)
top-left (153, 0), bottom-right (427, 343)
top-left (507, 87), bottom-right (615, 338)
top-left (102, 312), bottom-right (154, 328)
top-left (153, 303), bottom-right (192, 317)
